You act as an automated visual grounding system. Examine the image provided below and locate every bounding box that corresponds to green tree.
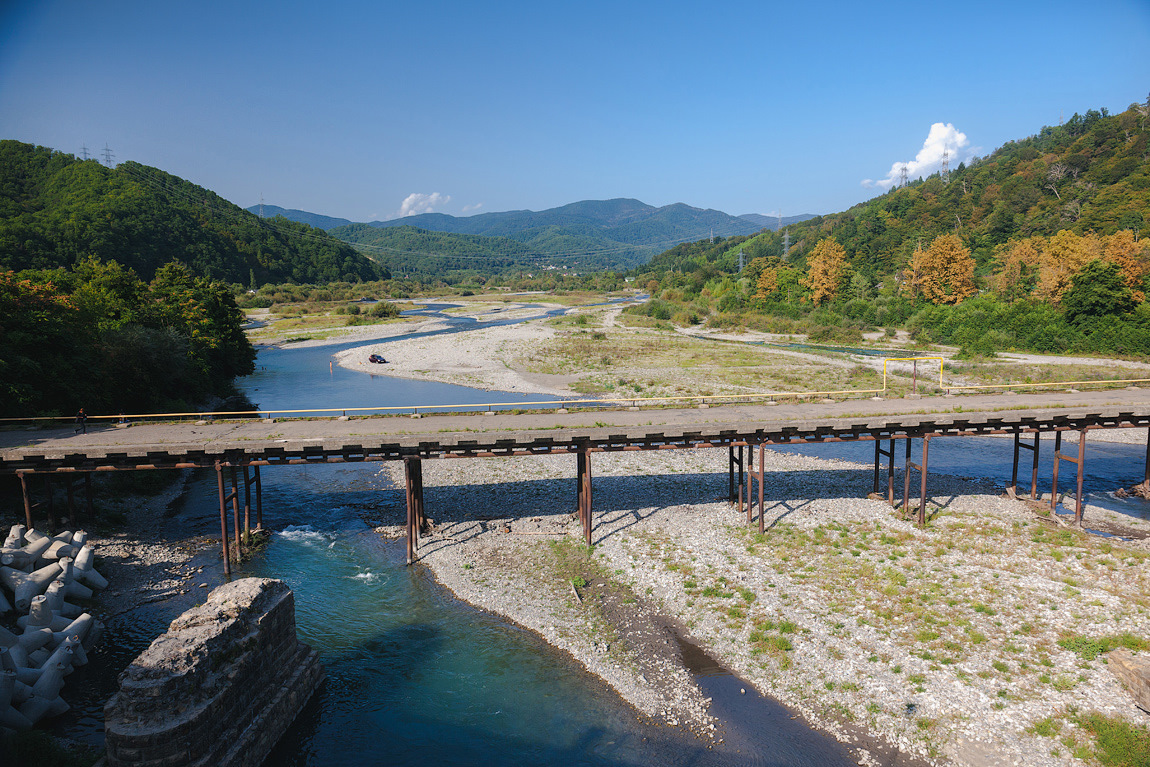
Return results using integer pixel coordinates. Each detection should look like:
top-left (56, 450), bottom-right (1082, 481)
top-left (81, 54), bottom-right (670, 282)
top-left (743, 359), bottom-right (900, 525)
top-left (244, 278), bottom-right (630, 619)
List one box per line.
top-left (1062, 259), bottom-right (1137, 325)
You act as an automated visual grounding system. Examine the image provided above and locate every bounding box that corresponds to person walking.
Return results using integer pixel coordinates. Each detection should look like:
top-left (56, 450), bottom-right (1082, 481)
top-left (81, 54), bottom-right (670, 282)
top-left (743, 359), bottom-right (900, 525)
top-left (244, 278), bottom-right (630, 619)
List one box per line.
top-left (75, 408), bottom-right (87, 434)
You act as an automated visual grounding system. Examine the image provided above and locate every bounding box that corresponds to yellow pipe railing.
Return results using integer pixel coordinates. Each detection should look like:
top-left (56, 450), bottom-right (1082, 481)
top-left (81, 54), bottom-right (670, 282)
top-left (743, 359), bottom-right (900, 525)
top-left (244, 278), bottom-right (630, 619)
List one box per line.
top-left (3, 362), bottom-right (1148, 425)
top-left (882, 356), bottom-right (945, 393)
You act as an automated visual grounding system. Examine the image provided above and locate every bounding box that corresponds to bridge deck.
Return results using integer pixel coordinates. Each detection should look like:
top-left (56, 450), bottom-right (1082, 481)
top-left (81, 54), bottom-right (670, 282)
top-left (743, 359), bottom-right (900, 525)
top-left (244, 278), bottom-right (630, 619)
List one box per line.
top-left (3, 390), bottom-right (1149, 473)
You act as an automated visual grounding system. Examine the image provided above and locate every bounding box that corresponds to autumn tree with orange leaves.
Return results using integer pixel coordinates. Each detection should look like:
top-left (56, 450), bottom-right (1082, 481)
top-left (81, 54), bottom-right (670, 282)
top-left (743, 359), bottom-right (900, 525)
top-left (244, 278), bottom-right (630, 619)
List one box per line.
top-left (905, 234), bottom-right (977, 304)
top-left (803, 238), bottom-right (848, 305)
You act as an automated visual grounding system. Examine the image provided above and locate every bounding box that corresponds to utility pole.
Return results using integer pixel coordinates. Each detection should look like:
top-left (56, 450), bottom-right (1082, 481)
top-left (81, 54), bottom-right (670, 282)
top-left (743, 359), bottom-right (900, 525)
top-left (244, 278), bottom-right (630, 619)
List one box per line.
top-left (101, 144), bottom-right (115, 167)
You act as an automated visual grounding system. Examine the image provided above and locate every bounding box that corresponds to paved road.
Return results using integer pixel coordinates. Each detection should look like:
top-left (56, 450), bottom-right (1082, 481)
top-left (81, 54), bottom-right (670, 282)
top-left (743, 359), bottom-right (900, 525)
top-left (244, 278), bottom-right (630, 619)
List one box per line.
top-left (3, 388), bottom-right (1149, 464)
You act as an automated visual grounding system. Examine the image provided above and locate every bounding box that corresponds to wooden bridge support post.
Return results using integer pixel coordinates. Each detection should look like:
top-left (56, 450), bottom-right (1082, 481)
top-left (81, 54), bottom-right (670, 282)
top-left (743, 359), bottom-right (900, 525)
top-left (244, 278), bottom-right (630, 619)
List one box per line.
top-left (1075, 431), bottom-right (1086, 525)
top-left (1050, 430), bottom-right (1088, 525)
top-left (745, 443), bottom-right (754, 525)
top-left (415, 458), bottom-right (426, 537)
top-left (901, 437), bottom-right (930, 525)
top-left (229, 465), bottom-right (242, 559)
top-left (44, 476), bottom-right (56, 533)
top-left (737, 445), bottom-right (745, 515)
top-left (215, 461), bottom-right (231, 578)
top-left (918, 436), bottom-right (930, 527)
top-left (873, 437), bottom-right (895, 504)
top-left (1144, 428), bottom-right (1149, 488)
top-left (902, 437), bottom-right (913, 513)
top-left (576, 450), bottom-right (586, 519)
top-left (728, 446), bottom-right (735, 503)
top-left (1010, 432), bottom-right (1041, 499)
top-left (757, 443), bottom-right (765, 535)
top-left (18, 472), bottom-right (32, 529)
top-left (577, 447), bottom-right (593, 546)
top-left (254, 464), bottom-right (263, 530)
top-left (243, 466), bottom-right (252, 542)
top-left (886, 438), bottom-right (896, 505)
top-left (404, 457), bottom-right (425, 565)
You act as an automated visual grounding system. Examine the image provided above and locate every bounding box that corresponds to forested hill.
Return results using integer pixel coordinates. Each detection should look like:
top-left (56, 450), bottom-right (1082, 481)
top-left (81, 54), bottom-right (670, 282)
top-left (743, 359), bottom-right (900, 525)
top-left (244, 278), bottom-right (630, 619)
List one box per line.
top-left (368, 198), bottom-right (762, 246)
top-left (777, 102), bottom-right (1150, 275)
top-left (330, 224), bottom-right (541, 279)
top-left (0, 140), bottom-right (384, 284)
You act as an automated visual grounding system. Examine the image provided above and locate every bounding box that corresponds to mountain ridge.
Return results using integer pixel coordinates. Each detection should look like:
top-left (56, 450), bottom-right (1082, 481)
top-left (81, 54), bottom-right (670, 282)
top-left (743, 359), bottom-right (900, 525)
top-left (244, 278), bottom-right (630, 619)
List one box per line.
top-left (248, 197), bottom-right (817, 273)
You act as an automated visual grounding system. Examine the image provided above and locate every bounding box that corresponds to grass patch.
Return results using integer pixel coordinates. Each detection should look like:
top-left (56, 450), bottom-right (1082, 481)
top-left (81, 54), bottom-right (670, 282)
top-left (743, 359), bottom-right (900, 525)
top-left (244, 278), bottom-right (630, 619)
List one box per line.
top-left (1077, 712), bottom-right (1150, 767)
top-left (1057, 633), bottom-right (1150, 661)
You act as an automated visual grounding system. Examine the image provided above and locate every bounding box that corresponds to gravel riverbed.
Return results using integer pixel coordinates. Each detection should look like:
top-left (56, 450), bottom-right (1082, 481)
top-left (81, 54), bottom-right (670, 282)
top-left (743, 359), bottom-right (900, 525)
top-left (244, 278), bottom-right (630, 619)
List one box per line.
top-left (373, 447), bottom-right (1150, 767)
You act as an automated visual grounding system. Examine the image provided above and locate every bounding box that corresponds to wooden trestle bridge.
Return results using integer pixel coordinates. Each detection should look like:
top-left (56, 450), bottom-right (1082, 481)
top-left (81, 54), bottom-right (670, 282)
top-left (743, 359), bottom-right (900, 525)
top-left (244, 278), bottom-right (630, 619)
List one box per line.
top-left (3, 400), bottom-right (1150, 576)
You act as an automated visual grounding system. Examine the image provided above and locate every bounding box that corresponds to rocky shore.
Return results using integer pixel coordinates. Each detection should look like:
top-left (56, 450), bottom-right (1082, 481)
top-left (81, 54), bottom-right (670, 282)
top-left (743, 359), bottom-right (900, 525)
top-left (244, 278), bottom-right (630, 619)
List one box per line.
top-left (373, 446), bottom-right (1150, 767)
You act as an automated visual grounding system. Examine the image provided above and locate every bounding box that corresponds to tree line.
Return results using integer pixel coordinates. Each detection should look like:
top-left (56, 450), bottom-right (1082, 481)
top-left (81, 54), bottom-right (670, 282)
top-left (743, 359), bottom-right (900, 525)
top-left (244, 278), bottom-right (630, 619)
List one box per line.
top-left (1, 258), bottom-right (255, 417)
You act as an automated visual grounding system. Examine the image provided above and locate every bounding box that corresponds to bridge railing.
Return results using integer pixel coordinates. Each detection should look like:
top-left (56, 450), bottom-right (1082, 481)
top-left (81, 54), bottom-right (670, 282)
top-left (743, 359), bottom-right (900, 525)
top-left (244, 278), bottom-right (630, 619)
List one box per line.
top-left (3, 368), bottom-right (1150, 426)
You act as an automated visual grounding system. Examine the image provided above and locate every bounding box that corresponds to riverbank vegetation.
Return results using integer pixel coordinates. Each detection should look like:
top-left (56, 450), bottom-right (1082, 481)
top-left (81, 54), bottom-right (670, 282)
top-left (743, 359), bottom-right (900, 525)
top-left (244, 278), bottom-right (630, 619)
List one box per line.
top-left (0, 258), bottom-right (254, 416)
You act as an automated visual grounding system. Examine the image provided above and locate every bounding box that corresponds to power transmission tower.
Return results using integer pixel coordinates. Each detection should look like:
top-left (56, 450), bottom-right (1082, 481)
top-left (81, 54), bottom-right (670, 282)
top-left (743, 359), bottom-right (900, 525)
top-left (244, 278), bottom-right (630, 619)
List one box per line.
top-left (941, 149), bottom-right (950, 185)
top-left (738, 250), bottom-right (745, 273)
top-left (709, 227), bottom-right (714, 244)
top-left (101, 144), bottom-right (115, 166)
top-left (80, 145), bottom-right (90, 160)
top-left (259, 194), bottom-right (264, 219)
top-left (783, 228), bottom-right (790, 259)
top-left (899, 164), bottom-right (909, 188)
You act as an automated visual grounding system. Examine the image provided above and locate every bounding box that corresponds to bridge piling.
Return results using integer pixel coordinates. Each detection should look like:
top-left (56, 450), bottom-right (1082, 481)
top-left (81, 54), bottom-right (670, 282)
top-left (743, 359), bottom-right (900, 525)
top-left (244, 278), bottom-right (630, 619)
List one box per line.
top-left (404, 457), bottom-right (425, 564)
top-left (229, 465), bottom-right (242, 560)
top-left (1051, 430), bottom-right (1088, 525)
top-left (901, 437), bottom-right (930, 525)
top-left (254, 464), bottom-right (263, 530)
top-left (18, 472), bottom-right (32, 529)
top-left (757, 443), bottom-right (765, 535)
top-left (243, 466), bottom-right (252, 541)
top-left (745, 443), bottom-right (754, 526)
top-left (1010, 432), bottom-right (1041, 499)
top-left (215, 461), bottom-right (231, 577)
top-left (1144, 429), bottom-right (1149, 487)
top-left (873, 437), bottom-right (896, 505)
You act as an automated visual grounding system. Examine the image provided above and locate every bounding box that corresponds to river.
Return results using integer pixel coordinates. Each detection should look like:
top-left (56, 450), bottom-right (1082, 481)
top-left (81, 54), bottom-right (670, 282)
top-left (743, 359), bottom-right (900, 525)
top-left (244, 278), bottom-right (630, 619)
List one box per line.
top-left (53, 305), bottom-right (1149, 765)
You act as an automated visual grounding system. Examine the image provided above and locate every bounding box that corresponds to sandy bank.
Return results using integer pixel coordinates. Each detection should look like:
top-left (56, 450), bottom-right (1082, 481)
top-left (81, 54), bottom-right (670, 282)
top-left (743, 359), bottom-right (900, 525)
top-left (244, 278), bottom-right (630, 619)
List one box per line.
top-left (335, 312), bottom-right (574, 396)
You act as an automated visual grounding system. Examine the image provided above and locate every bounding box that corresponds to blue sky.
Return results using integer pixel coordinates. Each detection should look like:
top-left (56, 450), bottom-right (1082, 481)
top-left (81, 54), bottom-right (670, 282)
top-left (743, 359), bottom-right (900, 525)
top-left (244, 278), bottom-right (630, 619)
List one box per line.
top-left (1, 0), bottom-right (1147, 224)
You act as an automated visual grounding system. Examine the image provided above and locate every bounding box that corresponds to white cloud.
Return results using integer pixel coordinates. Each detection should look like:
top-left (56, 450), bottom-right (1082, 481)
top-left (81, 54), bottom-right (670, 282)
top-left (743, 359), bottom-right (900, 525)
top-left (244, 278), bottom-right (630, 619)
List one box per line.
top-left (862, 123), bottom-right (969, 190)
top-left (462, 202), bottom-right (483, 213)
top-left (398, 192), bottom-right (451, 218)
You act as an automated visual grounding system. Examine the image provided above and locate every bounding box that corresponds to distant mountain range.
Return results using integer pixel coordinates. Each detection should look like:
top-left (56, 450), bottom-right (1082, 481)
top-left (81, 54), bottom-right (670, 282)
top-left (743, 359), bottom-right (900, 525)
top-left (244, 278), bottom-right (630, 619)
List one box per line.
top-left (245, 198), bottom-right (816, 273)
top-left (248, 204), bottom-right (354, 231)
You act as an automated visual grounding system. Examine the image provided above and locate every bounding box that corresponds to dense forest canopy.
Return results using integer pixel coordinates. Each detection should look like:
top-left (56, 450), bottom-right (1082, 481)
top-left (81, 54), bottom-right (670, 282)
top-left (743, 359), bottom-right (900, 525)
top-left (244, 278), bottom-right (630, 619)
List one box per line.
top-left (0, 140), bottom-right (385, 285)
top-left (1, 258), bottom-right (255, 416)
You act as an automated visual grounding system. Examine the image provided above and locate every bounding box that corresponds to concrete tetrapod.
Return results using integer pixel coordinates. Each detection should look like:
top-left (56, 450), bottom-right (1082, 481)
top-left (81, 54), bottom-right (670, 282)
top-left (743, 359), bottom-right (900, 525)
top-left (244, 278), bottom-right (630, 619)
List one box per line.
top-left (0, 524), bottom-right (107, 732)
